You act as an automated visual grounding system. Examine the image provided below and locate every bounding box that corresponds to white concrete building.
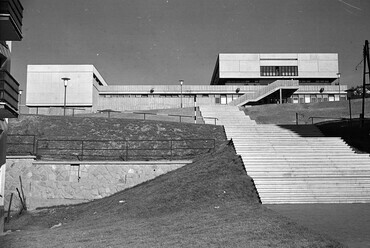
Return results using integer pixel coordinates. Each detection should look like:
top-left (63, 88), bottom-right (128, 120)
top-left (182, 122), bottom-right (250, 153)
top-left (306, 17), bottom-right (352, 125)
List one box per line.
top-left (26, 65), bottom-right (107, 115)
top-left (25, 53), bottom-right (346, 113)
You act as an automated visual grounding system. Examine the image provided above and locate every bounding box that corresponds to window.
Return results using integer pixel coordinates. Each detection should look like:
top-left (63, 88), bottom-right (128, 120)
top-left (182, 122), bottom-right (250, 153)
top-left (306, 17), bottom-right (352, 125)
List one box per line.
top-left (260, 66), bottom-right (298, 77)
top-left (305, 95), bottom-right (311, 103)
top-left (220, 95), bottom-right (227, 104)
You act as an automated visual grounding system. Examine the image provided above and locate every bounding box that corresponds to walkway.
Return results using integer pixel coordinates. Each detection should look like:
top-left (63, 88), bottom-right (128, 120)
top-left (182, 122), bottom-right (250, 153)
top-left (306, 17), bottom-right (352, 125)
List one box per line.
top-left (200, 104), bottom-right (370, 204)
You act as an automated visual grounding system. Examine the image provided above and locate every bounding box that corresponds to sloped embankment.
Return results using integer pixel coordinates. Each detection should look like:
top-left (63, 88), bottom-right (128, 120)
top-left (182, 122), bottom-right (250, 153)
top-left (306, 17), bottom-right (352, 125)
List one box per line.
top-left (8, 115), bottom-right (226, 160)
top-left (9, 114), bottom-right (225, 141)
top-left (2, 142), bottom-right (343, 248)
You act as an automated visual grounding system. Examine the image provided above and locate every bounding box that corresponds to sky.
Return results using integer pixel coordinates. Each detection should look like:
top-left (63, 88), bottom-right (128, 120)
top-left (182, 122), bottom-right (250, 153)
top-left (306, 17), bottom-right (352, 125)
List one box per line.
top-left (10, 0), bottom-right (370, 97)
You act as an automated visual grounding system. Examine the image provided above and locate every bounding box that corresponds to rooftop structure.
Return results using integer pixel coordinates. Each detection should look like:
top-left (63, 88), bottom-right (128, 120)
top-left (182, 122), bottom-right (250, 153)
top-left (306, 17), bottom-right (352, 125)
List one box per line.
top-left (211, 53), bottom-right (339, 86)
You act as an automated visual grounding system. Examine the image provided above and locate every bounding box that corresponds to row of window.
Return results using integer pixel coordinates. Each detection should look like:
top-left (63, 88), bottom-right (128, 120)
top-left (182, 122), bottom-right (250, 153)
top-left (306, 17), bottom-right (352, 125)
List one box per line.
top-left (260, 66), bottom-right (298, 77)
top-left (291, 94), bottom-right (345, 103)
top-left (103, 94), bottom-right (242, 98)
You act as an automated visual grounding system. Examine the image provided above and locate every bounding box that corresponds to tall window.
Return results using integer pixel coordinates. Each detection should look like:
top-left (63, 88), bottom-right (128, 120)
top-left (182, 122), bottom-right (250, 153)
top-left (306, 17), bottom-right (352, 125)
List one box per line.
top-left (260, 66), bottom-right (298, 76)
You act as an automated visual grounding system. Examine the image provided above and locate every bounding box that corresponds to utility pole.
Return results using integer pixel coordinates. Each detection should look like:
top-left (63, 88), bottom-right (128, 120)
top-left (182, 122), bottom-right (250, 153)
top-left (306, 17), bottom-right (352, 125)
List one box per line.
top-left (361, 40), bottom-right (370, 126)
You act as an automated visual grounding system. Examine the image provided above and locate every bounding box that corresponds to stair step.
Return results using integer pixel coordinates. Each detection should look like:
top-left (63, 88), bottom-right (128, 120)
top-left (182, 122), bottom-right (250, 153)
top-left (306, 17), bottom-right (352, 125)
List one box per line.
top-left (200, 104), bottom-right (370, 204)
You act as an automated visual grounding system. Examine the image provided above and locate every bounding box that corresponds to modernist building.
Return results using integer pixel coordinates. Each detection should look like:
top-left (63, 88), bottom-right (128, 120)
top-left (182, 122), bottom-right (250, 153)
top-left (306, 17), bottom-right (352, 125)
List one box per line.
top-left (27, 65), bottom-right (107, 115)
top-left (211, 53), bottom-right (345, 104)
top-left (0, 0), bottom-right (22, 233)
top-left (25, 53), bottom-right (346, 114)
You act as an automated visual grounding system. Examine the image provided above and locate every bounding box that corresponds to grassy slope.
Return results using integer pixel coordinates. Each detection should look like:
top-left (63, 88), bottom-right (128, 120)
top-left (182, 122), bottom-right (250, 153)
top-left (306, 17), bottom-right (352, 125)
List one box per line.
top-left (244, 99), bottom-right (370, 154)
top-left (244, 98), bottom-right (370, 124)
top-left (76, 107), bottom-right (203, 124)
top-left (8, 114), bottom-right (223, 141)
top-left (1, 143), bottom-right (343, 248)
top-left (8, 115), bottom-right (226, 159)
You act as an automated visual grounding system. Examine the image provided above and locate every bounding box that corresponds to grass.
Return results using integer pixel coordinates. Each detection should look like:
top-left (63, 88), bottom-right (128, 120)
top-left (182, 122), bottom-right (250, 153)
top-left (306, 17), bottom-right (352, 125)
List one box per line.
top-left (1, 142), bottom-right (344, 247)
top-left (76, 107), bottom-right (203, 124)
top-left (8, 114), bottom-right (226, 160)
top-left (244, 99), bottom-right (370, 154)
top-left (244, 98), bottom-right (370, 124)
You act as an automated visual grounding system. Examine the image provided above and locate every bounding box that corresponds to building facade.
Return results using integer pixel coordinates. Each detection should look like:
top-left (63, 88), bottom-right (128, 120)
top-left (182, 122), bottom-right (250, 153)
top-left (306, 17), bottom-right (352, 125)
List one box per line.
top-left (25, 53), bottom-right (346, 113)
top-left (26, 65), bottom-right (107, 115)
top-left (211, 53), bottom-right (345, 104)
top-left (0, 0), bottom-right (22, 233)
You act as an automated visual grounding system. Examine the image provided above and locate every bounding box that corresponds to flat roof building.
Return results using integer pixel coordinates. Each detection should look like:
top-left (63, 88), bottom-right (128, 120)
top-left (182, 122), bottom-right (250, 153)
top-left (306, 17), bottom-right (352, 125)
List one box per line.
top-left (211, 53), bottom-right (339, 86)
top-left (26, 65), bottom-right (107, 115)
top-left (25, 53), bottom-right (346, 114)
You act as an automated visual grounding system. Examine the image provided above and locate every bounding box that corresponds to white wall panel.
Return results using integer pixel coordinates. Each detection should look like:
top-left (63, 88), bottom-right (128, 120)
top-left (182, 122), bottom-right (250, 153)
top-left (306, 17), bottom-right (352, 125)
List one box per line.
top-left (240, 61), bottom-right (260, 72)
top-left (219, 60), bottom-right (240, 72)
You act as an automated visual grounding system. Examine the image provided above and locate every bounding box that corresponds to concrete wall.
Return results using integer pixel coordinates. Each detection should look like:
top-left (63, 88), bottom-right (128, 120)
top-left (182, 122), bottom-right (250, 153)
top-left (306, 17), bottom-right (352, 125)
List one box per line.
top-left (0, 119), bottom-right (8, 233)
top-left (4, 157), bottom-right (190, 210)
top-left (218, 53), bottom-right (339, 79)
top-left (26, 65), bottom-right (104, 108)
top-left (96, 85), bottom-right (263, 111)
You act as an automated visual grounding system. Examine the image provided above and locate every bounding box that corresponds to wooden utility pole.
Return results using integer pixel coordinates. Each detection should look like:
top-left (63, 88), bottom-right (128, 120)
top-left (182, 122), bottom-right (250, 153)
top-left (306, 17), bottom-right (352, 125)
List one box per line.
top-left (361, 40), bottom-right (370, 126)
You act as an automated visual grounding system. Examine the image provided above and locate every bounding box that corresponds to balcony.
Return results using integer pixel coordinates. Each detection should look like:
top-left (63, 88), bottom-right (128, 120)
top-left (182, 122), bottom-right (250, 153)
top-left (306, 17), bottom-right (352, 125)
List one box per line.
top-left (0, 0), bottom-right (23, 41)
top-left (0, 69), bottom-right (19, 118)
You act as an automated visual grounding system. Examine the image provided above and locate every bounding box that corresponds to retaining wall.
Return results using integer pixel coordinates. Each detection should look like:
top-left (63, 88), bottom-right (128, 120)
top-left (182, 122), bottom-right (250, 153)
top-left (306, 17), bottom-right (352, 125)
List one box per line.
top-left (4, 157), bottom-right (190, 210)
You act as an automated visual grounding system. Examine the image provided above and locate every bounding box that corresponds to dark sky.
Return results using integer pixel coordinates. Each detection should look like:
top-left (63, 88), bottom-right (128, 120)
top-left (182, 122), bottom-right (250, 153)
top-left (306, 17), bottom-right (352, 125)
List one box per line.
top-left (10, 0), bottom-right (370, 92)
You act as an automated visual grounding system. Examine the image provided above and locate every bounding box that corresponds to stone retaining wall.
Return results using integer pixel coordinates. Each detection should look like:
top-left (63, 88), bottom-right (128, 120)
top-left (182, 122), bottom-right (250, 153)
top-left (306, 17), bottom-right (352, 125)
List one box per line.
top-left (4, 157), bottom-right (190, 210)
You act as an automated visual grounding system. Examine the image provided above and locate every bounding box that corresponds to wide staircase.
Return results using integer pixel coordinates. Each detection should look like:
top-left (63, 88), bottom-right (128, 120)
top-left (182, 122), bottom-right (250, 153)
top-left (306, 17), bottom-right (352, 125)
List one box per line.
top-left (200, 104), bottom-right (370, 204)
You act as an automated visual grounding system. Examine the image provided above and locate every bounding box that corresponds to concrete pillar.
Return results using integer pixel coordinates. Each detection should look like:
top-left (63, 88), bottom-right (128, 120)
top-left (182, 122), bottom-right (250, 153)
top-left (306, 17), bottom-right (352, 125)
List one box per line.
top-left (0, 164), bottom-right (6, 233)
top-left (0, 119), bottom-right (8, 234)
top-left (279, 88), bottom-right (283, 104)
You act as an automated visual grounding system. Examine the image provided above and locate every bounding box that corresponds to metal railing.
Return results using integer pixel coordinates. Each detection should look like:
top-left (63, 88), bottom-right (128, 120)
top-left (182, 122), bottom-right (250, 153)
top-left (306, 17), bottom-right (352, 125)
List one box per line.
top-left (203, 117), bottom-right (218, 125)
top-left (7, 136), bottom-right (216, 161)
top-left (230, 80), bottom-right (299, 106)
top-left (7, 134), bottom-right (36, 155)
top-left (295, 113), bottom-right (349, 125)
top-left (308, 116), bottom-right (346, 125)
top-left (96, 109), bottom-right (206, 124)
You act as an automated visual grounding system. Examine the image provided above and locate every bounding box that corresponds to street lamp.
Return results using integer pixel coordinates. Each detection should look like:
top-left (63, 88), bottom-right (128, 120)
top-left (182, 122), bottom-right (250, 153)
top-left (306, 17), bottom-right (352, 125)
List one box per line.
top-left (346, 88), bottom-right (355, 122)
top-left (336, 72), bottom-right (341, 101)
top-left (18, 89), bottom-right (23, 113)
top-left (61, 77), bottom-right (70, 116)
top-left (179, 80), bottom-right (184, 108)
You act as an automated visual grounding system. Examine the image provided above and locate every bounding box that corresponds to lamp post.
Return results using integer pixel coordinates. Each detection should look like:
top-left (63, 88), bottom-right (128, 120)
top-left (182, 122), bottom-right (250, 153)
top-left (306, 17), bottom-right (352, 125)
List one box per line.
top-left (336, 72), bottom-right (341, 101)
top-left (18, 89), bottom-right (23, 113)
top-left (346, 89), bottom-right (355, 122)
top-left (61, 77), bottom-right (70, 116)
top-left (179, 80), bottom-right (184, 108)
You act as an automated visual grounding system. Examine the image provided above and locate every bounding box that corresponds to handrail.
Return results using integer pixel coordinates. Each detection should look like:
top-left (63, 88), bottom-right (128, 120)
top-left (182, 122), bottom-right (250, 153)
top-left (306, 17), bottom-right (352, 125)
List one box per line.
top-left (295, 113), bottom-right (349, 125)
top-left (7, 137), bottom-right (216, 161)
top-left (96, 109), bottom-right (210, 124)
top-left (308, 116), bottom-right (347, 125)
top-left (7, 134), bottom-right (36, 155)
top-left (203, 117), bottom-right (218, 125)
top-left (230, 80), bottom-right (299, 106)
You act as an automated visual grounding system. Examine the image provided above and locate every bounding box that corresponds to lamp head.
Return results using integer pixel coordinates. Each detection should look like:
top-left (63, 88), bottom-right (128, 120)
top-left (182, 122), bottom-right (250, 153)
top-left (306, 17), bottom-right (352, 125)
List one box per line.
top-left (179, 80), bottom-right (184, 85)
top-left (61, 77), bottom-right (70, 86)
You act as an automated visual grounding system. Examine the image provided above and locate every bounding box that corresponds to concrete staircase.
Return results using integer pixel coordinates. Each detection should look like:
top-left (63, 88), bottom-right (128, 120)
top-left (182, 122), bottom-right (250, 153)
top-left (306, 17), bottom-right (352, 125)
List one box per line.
top-left (200, 104), bottom-right (370, 204)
